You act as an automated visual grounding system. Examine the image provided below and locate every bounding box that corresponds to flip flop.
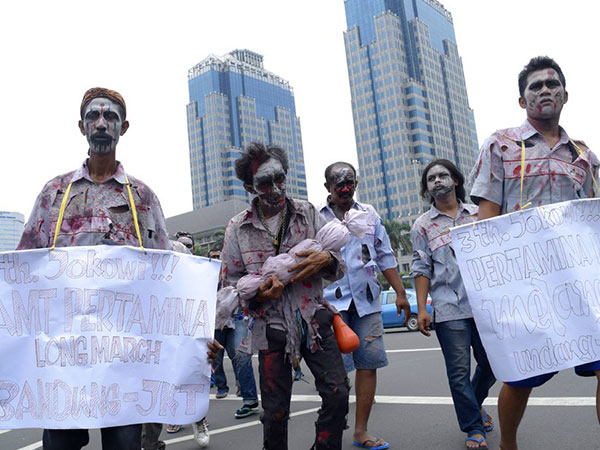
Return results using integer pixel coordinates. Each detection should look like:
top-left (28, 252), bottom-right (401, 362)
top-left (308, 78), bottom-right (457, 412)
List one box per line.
top-left (482, 408), bottom-right (494, 432)
top-left (352, 438), bottom-right (390, 449)
top-left (466, 435), bottom-right (488, 449)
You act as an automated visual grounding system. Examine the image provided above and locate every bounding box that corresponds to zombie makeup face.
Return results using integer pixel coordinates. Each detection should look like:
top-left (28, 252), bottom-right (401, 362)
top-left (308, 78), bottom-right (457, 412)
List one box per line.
top-left (520, 68), bottom-right (567, 121)
top-left (177, 236), bottom-right (194, 250)
top-left (426, 164), bottom-right (456, 199)
top-left (80, 98), bottom-right (126, 154)
top-left (251, 158), bottom-right (287, 210)
top-left (326, 165), bottom-right (357, 206)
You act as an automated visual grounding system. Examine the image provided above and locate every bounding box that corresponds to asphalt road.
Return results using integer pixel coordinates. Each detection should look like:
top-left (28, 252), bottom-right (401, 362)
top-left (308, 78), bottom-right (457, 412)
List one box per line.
top-left (2, 328), bottom-right (598, 450)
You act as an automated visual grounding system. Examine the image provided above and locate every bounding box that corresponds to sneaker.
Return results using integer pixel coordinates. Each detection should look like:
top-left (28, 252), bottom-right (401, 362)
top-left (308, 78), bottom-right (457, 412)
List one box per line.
top-left (235, 403), bottom-right (259, 419)
top-left (216, 388), bottom-right (228, 399)
top-left (166, 424), bottom-right (182, 433)
top-left (192, 419), bottom-right (209, 448)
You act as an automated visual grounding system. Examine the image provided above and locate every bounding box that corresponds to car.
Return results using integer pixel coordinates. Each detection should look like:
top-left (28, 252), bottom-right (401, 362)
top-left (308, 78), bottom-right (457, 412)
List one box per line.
top-left (380, 288), bottom-right (432, 331)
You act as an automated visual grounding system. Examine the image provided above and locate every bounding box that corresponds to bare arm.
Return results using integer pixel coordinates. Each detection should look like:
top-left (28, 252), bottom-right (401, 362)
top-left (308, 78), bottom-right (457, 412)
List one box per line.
top-left (382, 268), bottom-right (410, 324)
top-left (477, 199), bottom-right (501, 221)
top-left (414, 275), bottom-right (432, 337)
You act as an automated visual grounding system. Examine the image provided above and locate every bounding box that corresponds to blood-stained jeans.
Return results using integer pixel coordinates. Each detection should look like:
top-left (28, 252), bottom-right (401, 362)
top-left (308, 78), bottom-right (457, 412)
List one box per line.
top-left (258, 309), bottom-right (349, 450)
top-left (42, 424), bottom-right (142, 450)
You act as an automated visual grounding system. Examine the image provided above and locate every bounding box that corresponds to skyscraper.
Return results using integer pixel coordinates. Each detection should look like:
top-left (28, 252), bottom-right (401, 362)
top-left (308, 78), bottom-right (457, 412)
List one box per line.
top-left (344, 0), bottom-right (478, 221)
top-left (187, 49), bottom-right (307, 210)
top-left (0, 211), bottom-right (24, 251)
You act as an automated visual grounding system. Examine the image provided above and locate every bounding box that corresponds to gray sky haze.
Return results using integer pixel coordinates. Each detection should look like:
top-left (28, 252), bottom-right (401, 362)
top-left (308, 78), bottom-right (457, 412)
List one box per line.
top-left (1, 0), bottom-right (598, 221)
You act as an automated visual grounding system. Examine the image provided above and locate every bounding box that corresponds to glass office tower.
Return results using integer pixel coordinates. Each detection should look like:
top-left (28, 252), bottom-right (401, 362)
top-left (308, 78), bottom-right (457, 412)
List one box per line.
top-left (187, 49), bottom-right (307, 210)
top-left (0, 211), bottom-right (24, 251)
top-left (344, 0), bottom-right (478, 220)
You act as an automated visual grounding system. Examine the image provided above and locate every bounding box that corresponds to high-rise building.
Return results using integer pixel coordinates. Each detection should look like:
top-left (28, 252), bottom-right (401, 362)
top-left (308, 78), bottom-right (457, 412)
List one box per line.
top-left (187, 49), bottom-right (307, 210)
top-left (344, 0), bottom-right (478, 221)
top-left (0, 211), bottom-right (24, 251)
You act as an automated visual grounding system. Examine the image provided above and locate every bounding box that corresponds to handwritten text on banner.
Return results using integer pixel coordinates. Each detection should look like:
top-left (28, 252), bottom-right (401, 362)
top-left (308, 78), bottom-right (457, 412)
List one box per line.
top-left (450, 198), bottom-right (600, 382)
top-left (0, 245), bottom-right (220, 429)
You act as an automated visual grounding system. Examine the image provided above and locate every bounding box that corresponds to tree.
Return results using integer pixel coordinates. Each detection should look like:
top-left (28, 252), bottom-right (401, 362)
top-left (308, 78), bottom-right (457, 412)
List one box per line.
top-left (192, 228), bottom-right (226, 257)
top-left (383, 219), bottom-right (412, 257)
top-left (193, 244), bottom-right (209, 257)
top-left (210, 229), bottom-right (225, 253)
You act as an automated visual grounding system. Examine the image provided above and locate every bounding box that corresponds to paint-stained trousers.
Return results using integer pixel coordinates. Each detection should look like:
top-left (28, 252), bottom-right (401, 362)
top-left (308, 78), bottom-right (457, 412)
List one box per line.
top-left (258, 309), bottom-right (349, 450)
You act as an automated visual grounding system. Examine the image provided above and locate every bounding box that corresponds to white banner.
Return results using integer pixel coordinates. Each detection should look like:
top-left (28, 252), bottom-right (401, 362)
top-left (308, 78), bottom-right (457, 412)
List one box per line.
top-left (450, 198), bottom-right (600, 382)
top-left (0, 245), bottom-right (219, 429)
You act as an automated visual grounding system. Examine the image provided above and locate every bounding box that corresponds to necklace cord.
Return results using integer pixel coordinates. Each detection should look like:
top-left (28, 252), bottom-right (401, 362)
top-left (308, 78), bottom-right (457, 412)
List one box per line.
top-left (257, 204), bottom-right (288, 254)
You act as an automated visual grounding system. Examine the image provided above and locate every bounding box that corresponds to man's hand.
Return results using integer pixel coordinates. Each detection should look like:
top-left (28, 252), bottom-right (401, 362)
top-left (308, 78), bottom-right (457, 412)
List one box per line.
top-left (395, 291), bottom-right (411, 325)
top-left (289, 250), bottom-right (330, 283)
top-left (207, 339), bottom-right (224, 363)
top-left (256, 275), bottom-right (285, 301)
top-left (417, 311), bottom-right (431, 337)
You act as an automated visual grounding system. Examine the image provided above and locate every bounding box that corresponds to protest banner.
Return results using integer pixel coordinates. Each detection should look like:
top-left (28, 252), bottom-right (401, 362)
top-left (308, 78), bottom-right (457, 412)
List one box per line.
top-left (0, 245), bottom-right (220, 429)
top-left (450, 198), bottom-right (600, 382)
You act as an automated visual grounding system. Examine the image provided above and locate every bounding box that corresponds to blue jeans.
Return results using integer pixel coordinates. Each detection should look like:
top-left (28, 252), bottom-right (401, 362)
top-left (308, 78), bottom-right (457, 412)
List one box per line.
top-left (213, 316), bottom-right (258, 405)
top-left (435, 318), bottom-right (496, 436)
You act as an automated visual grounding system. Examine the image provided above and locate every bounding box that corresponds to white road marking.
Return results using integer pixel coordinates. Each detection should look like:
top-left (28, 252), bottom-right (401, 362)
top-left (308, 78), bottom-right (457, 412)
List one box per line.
top-left (374, 396), bottom-right (595, 406)
top-left (164, 406), bottom-right (321, 445)
top-left (11, 395), bottom-right (595, 449)
top-left (16, 442), bottom-right (42, 450)
top-left (209, 393), bottom-right (595, 406)
top-left (386, 347), bottom-right (441, 353)
top-left (210, 394), bottom-right (596, 406)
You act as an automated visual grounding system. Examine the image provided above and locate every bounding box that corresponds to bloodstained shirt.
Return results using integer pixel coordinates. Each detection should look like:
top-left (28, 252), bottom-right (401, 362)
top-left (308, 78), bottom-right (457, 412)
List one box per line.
top-left (470, 120), bottom-right (598, 213)
top-left (220, 197), bottom-right (344, 360)
top-left (18, 160), bottom-right (170, 251)
top-left (410, 202), bottom-right (478, 323)
top-left (320, 200), bottom-right (397, 317)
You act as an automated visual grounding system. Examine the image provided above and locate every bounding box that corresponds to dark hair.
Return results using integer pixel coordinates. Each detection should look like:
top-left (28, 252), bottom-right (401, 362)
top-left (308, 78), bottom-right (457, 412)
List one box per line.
top-left (235, 142), bottom-right (289, 185)
top-left (324, 161), bottom-right (357, 182)
top-left (518, 56), bottom-right (566, 98)
top-left (419, 159), bottom-right (465, 204)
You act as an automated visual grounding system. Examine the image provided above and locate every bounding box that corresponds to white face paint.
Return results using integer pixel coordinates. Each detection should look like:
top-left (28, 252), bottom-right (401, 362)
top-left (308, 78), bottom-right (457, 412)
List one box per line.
top-left (426, 165), bottom-right (455, 198)
top-left (252, 158), bottom-right (287, 210)
top-left (522, 68), bottom-right (567, 121)
top-left (81, 98), bottom-right (125, 154)
top-left (177, 236), bottom-right (194, 250)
